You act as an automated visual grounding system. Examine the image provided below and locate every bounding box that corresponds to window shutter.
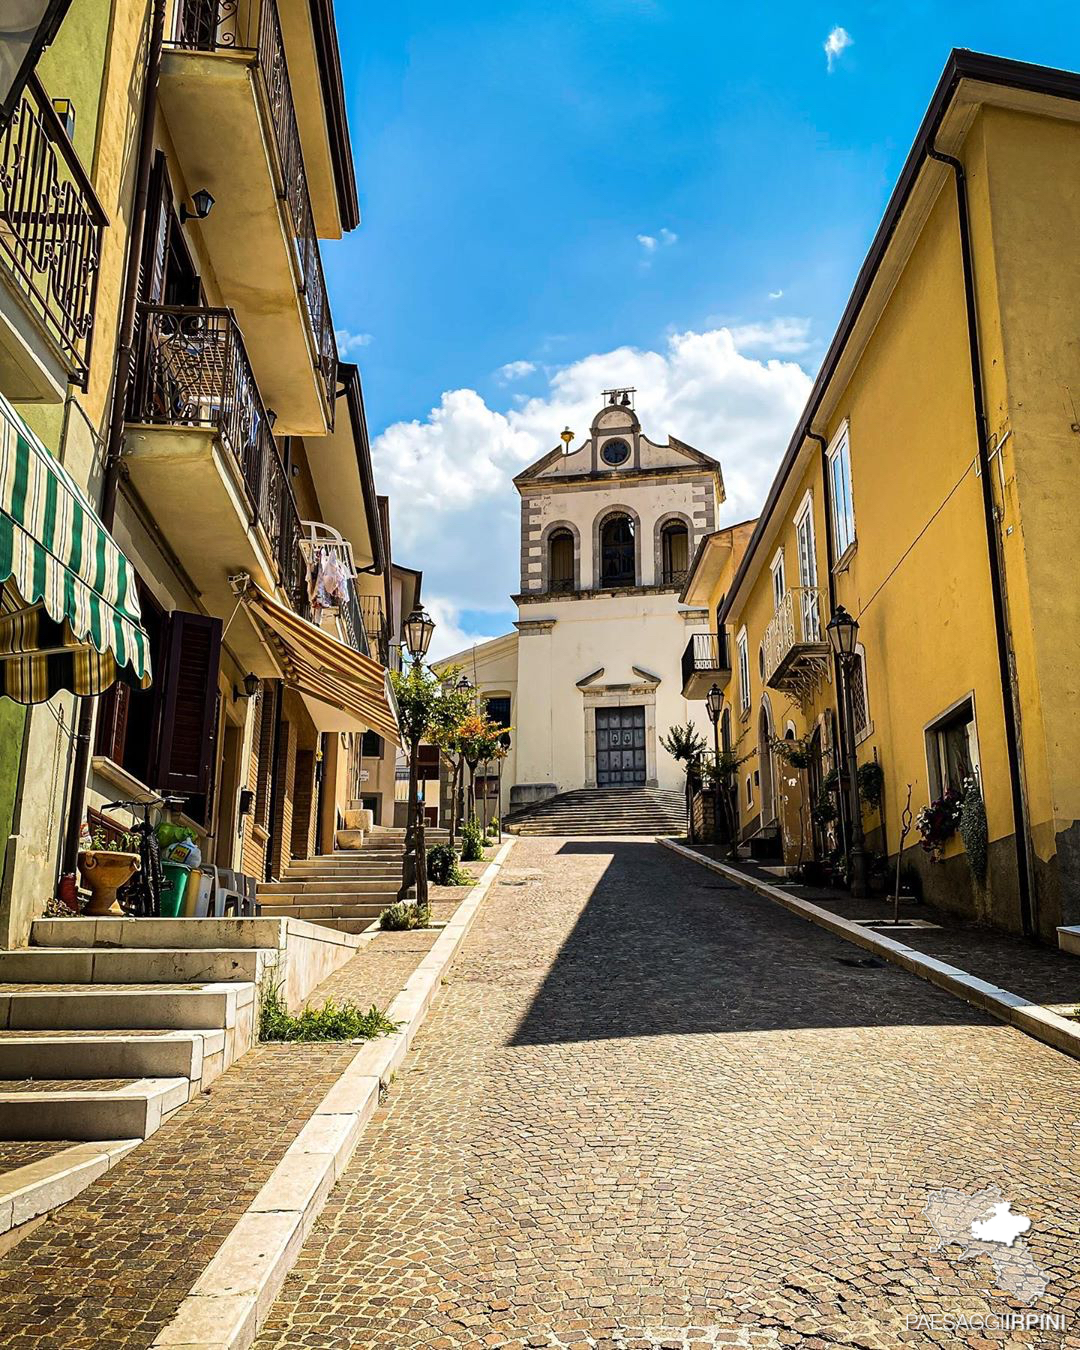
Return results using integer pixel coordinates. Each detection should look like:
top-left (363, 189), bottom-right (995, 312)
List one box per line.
top-left (95, 682), bottom-right (130, 763)
top-left (152, 611), bottom-right (223, 796)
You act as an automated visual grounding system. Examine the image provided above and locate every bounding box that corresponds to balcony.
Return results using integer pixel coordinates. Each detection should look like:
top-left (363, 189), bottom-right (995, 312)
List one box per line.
top-left (124, 303), bottom-right (303, 674)
top-left (160, 0), bottom-right (337, 435)
top-left (358, 594), bottom-right (391, 667)
top-left (762, 587), bottom-right (831, 699)
top-left (681, 631), bottom-right (730, 699)
top-left (0, 75), bottom-right (106, 399)
top-left (298, 522), bottom-right (371, 658)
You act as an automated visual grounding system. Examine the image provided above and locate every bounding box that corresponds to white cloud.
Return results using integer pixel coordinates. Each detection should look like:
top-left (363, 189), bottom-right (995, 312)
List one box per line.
top-left (496, 360), bottom-right (537, 383)
top-left (335, 328), bottom-right (373, 356)
top-left (824, 25), bottom-right (852, 71)
top-left (768, 288), bottom-right (784, 300)
top-left (637, 227), bottom-right (678, 253)
top-left (424, 598), bottom-right (503, 662)
top-left (372, 325), bottom-right (814, 653)
top-left (728, 316), bottom-right (812, 353)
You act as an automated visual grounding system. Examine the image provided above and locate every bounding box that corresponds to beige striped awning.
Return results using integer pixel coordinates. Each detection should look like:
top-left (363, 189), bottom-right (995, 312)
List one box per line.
top-left (241, 582), bottom-right (400, 744)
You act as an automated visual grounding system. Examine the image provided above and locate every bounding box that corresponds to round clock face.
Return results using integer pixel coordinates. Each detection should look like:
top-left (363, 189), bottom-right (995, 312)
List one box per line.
top-left (601, 438), bottom-right (630, 466)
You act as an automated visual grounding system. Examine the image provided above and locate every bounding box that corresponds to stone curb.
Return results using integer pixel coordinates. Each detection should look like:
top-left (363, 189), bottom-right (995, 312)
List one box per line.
top-left (151, 838), bottom-right (516, 1350)
top-left (659, 836), bottom-right (1080, 1062)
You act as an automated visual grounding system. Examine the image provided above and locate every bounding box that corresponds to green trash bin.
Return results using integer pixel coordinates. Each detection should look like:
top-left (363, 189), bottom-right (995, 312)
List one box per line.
top-left (159, 861), bottom-right (192, 918)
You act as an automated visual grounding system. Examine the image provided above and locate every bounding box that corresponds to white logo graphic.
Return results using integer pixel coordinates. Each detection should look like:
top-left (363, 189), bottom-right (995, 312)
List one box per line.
top-left (924, 1186), bottom-right (1048, 1304)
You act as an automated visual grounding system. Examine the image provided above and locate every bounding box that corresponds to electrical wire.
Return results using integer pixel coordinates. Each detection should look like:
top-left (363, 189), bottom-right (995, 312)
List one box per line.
top-left (857, 454), bottom-right (978, 619)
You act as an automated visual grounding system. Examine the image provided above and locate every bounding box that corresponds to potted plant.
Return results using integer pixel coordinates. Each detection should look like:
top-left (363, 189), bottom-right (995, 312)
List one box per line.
top-left (915, 789), bottom-right (963, 863)
top-left (78, 828), bottom-right (141, 916)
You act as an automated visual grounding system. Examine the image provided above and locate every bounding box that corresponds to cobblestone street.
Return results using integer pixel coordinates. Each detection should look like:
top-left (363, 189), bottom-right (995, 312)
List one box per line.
top-left (256, 838), bottom-right (1080, 1349)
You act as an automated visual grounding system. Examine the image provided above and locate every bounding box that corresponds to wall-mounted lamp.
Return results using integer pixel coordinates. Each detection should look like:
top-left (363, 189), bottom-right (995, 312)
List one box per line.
top-left (180, 188), bottom-right (215, 223)
top-left (233, 672), bottom-right (259, 701)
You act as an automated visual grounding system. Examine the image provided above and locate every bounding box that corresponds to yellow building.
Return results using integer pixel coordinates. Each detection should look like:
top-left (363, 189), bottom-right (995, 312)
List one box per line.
top-left (0, 0), bottom-right (406, 945)
top-left (692, 50), bottom-right (1080, 943)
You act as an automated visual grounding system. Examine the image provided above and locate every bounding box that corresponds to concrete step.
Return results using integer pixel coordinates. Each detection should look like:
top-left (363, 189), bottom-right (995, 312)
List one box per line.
top-left (0, 1077), bottom-right (189, 1140)
top-left (258, 880), bottom-right (399, 896)
top-left (0, 1029), bottom-right (225, 1083)
top-left (0, 1139), bottom-right (138, 1237)
top-left (0, 982), bottom-right (255, 1032)
top-left (280, 867), bottom-right (400, 881)
top-left (0, 947), bottom-right (270, 985)
top-left (257, 902), bottom-right (387, 922)
top-left (31, 917), bottom-right (300, 951)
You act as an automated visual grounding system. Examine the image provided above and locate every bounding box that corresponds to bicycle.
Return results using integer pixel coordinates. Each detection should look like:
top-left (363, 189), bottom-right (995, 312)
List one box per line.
top-left (100, 796), bottom-right (188, 918)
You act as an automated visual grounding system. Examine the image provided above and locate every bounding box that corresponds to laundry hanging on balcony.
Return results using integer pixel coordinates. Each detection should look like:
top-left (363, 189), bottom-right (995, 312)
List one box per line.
top-left (0, 395), bottom-right (151, 702)
top-left (238, 580), bottom-right (400, 744)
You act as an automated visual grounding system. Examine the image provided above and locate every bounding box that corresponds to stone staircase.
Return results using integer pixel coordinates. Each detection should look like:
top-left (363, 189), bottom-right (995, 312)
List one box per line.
top-left (0, 920), bottom-right (273, 1142)
top-left (506, 787), bottom-right (686, 837)
top-left (257, 824), bottom-right (451, 934)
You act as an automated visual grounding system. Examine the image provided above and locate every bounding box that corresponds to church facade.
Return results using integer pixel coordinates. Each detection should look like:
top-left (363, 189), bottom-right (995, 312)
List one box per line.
top-left (439, 391), bottom-right (725, 816)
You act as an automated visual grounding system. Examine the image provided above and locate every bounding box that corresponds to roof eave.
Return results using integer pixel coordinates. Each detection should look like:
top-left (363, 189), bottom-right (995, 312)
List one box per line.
top-left (720, 48), bottom-right (1080, 626)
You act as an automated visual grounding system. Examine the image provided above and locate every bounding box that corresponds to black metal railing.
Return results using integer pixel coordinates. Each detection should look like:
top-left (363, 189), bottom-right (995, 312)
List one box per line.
top-left (339, 584), bottom-right (371, 658)
top-left (0, 75), bottom-right (106, 387)
top-left (170, 0), bottom-right (337, 412)
top-left (681, 631), bottom-right (730, 690)
top-left (358, 594), bottom-right (390, 665)
top-left (130, 303), bottom-right (302, 590)
top-left (548, 577), bottom-right (575, 594)
top-left (661, 566), bottom-right (689, 587)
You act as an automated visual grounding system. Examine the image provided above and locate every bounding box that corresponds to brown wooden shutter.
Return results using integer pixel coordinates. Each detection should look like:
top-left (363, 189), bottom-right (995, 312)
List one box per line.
top-left (141, 153), bottom-right (172, 306)
top-left (152, 611), bottom-right (223, 797)
top-left (94, 683), bottom-right (130, 763)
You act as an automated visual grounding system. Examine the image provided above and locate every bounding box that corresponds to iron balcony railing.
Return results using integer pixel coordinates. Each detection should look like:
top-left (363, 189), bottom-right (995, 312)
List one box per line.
top-left (0, 75), bottom-right (106, 387)
top-left (358, 594), bottom-right (390, 666)
top-left (681, 631), bottom-right (730, 690)
top-left (661, 566), bottom-right (689, 588)
top-left (762, 586), bottom-right (826, 686)
top-left (170, 0), bottom-right (338, 413)
top-left (130, 303), bottom-right (303, 604)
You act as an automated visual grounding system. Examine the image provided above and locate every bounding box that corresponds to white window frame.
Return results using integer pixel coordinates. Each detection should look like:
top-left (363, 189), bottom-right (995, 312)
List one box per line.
top-left (736, 627), bottom-right (750, 715)
top-left (924, 693), bottom-right (981, 799)
top-left (827, 420), bottom-right (856, 564)
top-left (793, 491), bottom-right (821, 640)
top-left (770, 548), bottom-right (786, 611)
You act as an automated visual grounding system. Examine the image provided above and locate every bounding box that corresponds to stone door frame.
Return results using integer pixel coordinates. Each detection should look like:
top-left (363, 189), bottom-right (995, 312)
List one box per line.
top-left (583, 683), bottom-right (658, 788)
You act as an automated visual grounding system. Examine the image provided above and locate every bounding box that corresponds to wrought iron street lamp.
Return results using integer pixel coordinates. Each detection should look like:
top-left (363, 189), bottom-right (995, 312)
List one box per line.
top-left (827, 606), bottom-right (869, 898)
top-left (404, 606), bottom-right (435, 662)
top-left (399, 608), bottom-right (437, 905)
top-left (705, 683), bottom-right (723, 845)
top-left (559, 427), bottom-right (575, 455)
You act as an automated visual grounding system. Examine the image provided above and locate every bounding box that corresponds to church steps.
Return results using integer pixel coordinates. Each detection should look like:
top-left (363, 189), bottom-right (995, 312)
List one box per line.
top-left (506, 787), bottom-right (685, 837)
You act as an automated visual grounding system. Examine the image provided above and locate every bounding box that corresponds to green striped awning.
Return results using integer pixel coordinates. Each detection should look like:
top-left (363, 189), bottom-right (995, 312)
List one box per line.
top-left (0, 395), bottom-right (151, 700)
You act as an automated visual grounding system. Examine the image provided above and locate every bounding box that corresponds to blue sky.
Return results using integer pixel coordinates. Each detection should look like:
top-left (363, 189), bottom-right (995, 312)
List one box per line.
top-left (323, 2), bottom-right (1079, 656)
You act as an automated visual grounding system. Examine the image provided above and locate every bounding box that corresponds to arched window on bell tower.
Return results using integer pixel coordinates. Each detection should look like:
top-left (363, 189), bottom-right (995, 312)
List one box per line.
top-left (548, 528), bottom-right (575, 593)
top-left (600, 513), bottom-right (636, 586)
top-left (660, 520), bottom-right (689, 585)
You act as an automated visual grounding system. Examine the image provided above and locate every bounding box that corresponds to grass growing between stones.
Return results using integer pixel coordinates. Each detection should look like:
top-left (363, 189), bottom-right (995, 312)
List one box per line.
top-left (260, 984), bottom-right (399, 1043)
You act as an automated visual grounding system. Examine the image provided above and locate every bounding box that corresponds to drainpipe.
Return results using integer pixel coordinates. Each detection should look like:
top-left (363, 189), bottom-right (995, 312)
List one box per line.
top-left (928, 146), bottom-right (1036, 938)
top-left (60, 0), bottom-right (166, 882)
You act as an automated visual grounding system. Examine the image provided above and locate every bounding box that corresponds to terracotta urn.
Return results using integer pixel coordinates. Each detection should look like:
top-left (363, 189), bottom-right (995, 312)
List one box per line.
top-left (78, 850), bottom-right (140, 916)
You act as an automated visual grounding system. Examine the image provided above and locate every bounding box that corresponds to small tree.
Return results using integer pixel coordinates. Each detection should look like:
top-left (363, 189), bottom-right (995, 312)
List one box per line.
top-left (457, 712), bottom-right (511, 824)
top-left (391, 662), bottom-right (472, 909)
top-left (660, 723), bottom-right (709, 843)
top-left (427, 670), bottom-right (472, 847)
top-left (704, 744), bottom-right (752, 859)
